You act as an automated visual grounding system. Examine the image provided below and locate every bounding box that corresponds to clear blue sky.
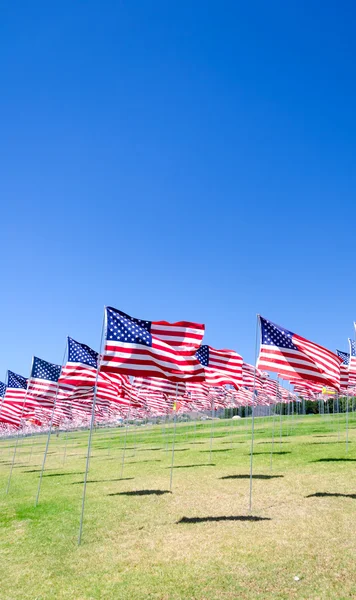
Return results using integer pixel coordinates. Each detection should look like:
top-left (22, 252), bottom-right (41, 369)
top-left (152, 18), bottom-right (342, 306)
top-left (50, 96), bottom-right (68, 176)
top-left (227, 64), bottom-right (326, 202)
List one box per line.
top-left (1, 1), bottom-right (356, 379)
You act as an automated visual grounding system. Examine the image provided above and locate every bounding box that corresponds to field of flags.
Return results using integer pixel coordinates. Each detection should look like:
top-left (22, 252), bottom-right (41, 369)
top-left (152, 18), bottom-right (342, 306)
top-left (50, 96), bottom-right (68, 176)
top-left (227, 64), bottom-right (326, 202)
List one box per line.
top-left (2, 307), bottom-right (355, 433)
top-left (1, 306), bottom-right (356, 544)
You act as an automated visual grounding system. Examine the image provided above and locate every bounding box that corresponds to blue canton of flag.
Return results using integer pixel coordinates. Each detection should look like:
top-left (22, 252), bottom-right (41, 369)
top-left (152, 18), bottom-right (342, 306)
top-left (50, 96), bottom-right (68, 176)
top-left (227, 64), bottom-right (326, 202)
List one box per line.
top-left (196, 345), bottom-right (209, 366)
top-left (106, 308), bottom-right (152, 346)
top-left (260, 319), bottom-right (298, 350)
top-left (32, 357), bottom-right (61, 381)
top-left (349, 340), bottom-right (356, 357)
top-left (0, 382), bottom-right (6, 397)
top-left (336, 350), bottom-right (349, 365)
top-left (7, 371), bottom-right (27, 389)
top-left (68, 337), bottom-right (98, 368)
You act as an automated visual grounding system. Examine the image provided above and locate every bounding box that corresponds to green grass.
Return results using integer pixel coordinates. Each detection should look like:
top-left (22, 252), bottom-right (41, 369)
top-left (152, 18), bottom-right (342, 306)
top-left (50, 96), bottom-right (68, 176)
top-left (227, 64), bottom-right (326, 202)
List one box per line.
top-left (0, 413), bottom-right (355, 599)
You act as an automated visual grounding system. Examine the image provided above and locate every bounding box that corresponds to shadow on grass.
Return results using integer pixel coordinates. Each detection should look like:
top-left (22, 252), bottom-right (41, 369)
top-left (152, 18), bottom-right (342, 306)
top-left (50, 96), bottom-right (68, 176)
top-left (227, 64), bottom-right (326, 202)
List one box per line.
top-left (200, 449), bottom-right (233, 453)
top-left (306, 492), bottom-right (356, 499)
top-left (136, 447), bottom-right (162, 452)
top-left (257, 441), bottom-right (290, 445)
top-left (221, 441), bottom-right (245, 445)
top-left (41, 472), bottom-right (85, 477)
top-left (23, 468), bottom-right (59, 473)
top-left (177, 515), bottom-right (271, 524)
top-left (108, 489), bottom-right (171, 497)
top-left (167, 463), bottom-right (216, 469)
top-left (127, 459), bottom-right (161, 464)
top-left (70, 477), bottom-right (134, 485)
top-left (312, 458), bottom-right (356, 463)
top-left (249, 451), bottom-right (291, 455)
top-left (307, 442), bottom-right (344, 445)
top-left (188, 442), bottom-right (205, 445)
top-left (221, 474), bottom-right (283, 480)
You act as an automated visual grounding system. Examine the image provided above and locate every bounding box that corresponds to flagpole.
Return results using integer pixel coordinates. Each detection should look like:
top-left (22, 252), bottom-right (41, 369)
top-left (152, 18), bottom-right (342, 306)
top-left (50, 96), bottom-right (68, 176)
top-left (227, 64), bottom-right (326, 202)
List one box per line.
top-left (209, 394), bottom-right (215, 463)
top-left (270, 384), bottom-right (278, 471)
top-left (35, 345), bottom-right (67, 507)
top-left (120, 396), bottom-right (131, 479)
top-left (346, 390), bottom-right (349, 453)
top-left (6, 365), bottom-right (33, 495)
top-left (248, 315), bottom-right (260, 513)
top-left (78, 308), bottom-right (106, 546)
top-left (169, 384), bottom-right (178, 492)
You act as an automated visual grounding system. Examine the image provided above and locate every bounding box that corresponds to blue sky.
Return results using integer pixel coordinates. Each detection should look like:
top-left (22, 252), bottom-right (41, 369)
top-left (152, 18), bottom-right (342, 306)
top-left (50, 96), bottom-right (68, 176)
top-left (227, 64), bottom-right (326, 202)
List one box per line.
top-left (1, 1), bottom-right (356, 378)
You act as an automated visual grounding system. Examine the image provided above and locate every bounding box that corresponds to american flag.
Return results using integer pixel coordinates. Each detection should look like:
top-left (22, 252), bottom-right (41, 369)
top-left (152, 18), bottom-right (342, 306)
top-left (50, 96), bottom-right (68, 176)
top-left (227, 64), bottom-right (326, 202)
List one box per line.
top-left (0, 382), bottom-right (5, 398)
top-left (0, 371), bottom-right (28, 427)
top-left (133, 377), bottom-right (186, 396)
top-left (58, 337), bottom-right (124, 407)
top-left (242, 363), bottom-right (264, 390)
top-left (195, 345), bottom-right (243, 389)
top-left (348, 340), bottom-right (356, 386)
top-left (101, 307), bottom-right (205, 381)
top-left (257, 317), bottom-right (342, 390)
top-left (336, 350), bottom-right (350, 389)
top-left (27, 357), bottom-right (61, 408)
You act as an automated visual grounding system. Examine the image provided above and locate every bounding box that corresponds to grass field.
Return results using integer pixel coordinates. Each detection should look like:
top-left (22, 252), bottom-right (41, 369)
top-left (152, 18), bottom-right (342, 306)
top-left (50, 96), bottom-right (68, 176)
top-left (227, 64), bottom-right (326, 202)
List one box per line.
top-left (0, 412), bottom-right (355, 600)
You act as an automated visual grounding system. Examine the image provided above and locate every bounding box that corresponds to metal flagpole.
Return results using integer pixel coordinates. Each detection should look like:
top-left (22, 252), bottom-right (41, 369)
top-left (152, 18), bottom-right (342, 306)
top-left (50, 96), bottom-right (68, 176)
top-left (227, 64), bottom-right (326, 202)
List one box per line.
top-left (209, 395), bottom-right (215, 463)
top-left (248, 315), bottom-right (260, 513)
top-left (35, 345), bottom-right (67, 507)
top-left (120, 397), bottom-right (131, 478)
top-left (270, 382), bottom-right (278, 471)
top-left (169, 384), bottom-right (178, 492)
top-left (6, 365), bottom-right (33, 495)
top-left (62, 430), bottom-right (69, 465)
top-left (346, 391), bottom-right (349, 453)
top-left (78, 309), bottom-right (106, 546)
top-left (279, 386), bottom-right (283, 451)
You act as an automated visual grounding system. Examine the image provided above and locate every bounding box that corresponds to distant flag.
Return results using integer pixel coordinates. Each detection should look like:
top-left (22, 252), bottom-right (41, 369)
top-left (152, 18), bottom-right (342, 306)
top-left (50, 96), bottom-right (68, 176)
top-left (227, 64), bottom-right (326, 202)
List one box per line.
top-left (133, 377), bottom-right (186, 396)
top-left (195, 346), bottom-right (243, 389)
top-left (58, 337), bottom-right (125, 407)
top-left (336, 350), bottom-right (349, 389)
top-left (348, 339), bottom-right (356, 386)
top-left (0, 371), bottom-right (28, 427)
top-left (242, 363), bottom-right (264, 390)
top-left (257, 317), bottom-right (342, 390)
top-left (0, 382), bottom-right (5, 399)
top-left (27, 357), bottom-right (61, 408)
top-left (101, 306), bottom-right (205, 381)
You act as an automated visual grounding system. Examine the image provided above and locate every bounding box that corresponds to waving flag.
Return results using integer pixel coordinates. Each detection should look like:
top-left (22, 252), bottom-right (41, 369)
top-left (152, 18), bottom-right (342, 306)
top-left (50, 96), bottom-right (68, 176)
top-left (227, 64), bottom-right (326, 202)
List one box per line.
top-left (101, 307), bottom-right (205, 381)
top-left (242, 363), bottom-right (265, 390)
top-left (336, 350), bottom-right (350, 389)
top-left (257, 317), bottom-right (342, 390)
top-left (0, 371), bottom-right (28, 427)
top-left (58, 337), bottom-right (125, 407)
top-left (27, 357), bottom-right (61, 408)
top-left (195, 345), bottom-right (242, 389)
top-left (348, 339), bottom-right (356, 386)
top-left (133, 377), bottom-right (186, 396)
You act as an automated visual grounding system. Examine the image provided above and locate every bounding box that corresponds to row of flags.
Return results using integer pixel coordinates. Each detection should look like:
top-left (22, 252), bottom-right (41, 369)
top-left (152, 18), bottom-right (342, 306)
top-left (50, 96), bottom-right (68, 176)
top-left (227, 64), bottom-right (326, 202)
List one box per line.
top-left (0, 307), bottom-right (354, 432)
top-left (256, 316), bottom-right (356, 400)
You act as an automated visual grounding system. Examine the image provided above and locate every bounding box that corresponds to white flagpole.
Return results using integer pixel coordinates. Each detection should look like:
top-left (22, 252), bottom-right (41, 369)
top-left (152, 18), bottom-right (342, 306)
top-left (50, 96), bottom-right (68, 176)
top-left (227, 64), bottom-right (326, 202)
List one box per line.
top-left (169, 384), bottom-right (178, 492)
top-left (209, 394), bottom-right (215, 463)
top-left (35, 345), bottom-right (67, 506)
top-left (346, 390), bottom-right (349, 453)
top-left (270, 382), bottom-right (278, 471)
top-left (78, 308), bottom-right (106, 546)
top-left (120, 396), bottom-right (132, 478)
top-left (248, 315), bottom-right (260, 513)
top-left (6, 365), bottom-right (33, 495)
